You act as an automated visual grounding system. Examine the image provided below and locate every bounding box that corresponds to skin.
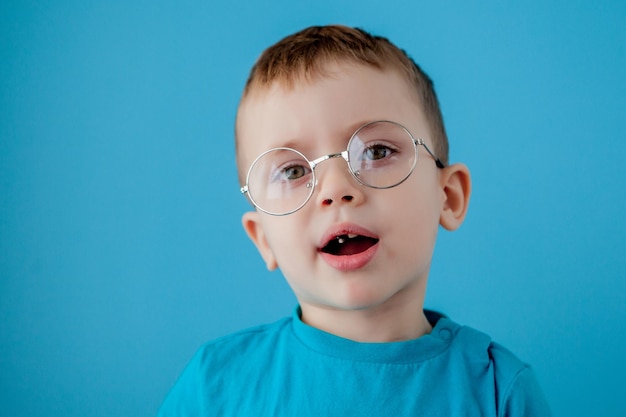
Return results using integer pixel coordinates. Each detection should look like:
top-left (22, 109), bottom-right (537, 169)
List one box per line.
top-left (237, 62), bottom-right (471, 342)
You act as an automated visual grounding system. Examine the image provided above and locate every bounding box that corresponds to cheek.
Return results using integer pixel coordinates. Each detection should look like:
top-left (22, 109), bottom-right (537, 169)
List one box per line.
top-left (397, 204), bottom-right (439, 244)
top-left (394, 171), bottom-right (440, 207)
top-left (263, 219), bottom-right (310, 269)
top-left (386, 183), bottom-right (441, 246)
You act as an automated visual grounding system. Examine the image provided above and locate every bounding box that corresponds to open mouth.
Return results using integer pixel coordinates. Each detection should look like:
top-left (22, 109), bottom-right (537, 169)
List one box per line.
top-left (320, 234), bottom-right (380, 256)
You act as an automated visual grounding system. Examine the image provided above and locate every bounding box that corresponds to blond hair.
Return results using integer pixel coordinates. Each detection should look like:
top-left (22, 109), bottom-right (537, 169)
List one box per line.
top-left (236, 25), bottom-right (449, 175)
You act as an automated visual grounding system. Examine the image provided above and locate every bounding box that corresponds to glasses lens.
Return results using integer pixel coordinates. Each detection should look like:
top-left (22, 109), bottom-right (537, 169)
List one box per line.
top-left (347, 121), bottom-right (417, 188)
top-left (246, 148), bottom-right (314, 215)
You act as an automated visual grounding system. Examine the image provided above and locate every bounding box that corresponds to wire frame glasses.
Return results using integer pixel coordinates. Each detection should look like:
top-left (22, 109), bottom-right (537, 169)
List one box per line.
top-left (240, 120), bottom-right (444, 216)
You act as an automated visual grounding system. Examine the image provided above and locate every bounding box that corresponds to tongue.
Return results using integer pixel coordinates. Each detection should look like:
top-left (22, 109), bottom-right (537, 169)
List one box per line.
top-left (323, 236), bottom-right (378, 256)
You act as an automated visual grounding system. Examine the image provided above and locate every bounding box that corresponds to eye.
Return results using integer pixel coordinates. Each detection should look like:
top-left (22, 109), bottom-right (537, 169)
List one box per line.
top-left (362, 144), bottom-right (397, 161)
top-left (281, 163), bottom-right (309, 180)
top-left (270, 161), bottom-right (311, 183)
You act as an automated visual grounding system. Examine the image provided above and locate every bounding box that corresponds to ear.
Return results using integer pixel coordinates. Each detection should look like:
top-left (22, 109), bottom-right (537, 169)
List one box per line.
top-left (439, 163), bottom-right (472, 231)
top-left (242, 211), bottom-right (278, 271)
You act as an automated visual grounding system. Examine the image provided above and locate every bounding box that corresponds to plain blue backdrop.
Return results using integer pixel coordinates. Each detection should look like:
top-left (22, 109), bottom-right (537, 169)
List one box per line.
top-left (1, 1), bottom-right (625, 416)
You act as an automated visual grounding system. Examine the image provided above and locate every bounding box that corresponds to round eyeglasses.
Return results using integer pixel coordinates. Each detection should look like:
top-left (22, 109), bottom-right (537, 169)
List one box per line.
top-left (240, 120), bottom-right (445, 216)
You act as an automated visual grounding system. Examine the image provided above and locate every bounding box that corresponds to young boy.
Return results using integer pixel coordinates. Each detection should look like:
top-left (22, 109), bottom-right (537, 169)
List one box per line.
top-left (158, 25), bottom-right (550, 416)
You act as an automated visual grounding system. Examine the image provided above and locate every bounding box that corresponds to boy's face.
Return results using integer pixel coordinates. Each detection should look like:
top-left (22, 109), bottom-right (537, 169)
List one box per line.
top-left (237, 63), bottom-right (467, 322)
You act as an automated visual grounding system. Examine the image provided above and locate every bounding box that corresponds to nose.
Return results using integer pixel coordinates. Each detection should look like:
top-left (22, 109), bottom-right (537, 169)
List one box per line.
top-left (314, 157), bottom-right (365, 208)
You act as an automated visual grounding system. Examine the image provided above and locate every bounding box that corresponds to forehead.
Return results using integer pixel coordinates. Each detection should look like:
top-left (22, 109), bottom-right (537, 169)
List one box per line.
top-left (236, 63), bottom-right (428, 170)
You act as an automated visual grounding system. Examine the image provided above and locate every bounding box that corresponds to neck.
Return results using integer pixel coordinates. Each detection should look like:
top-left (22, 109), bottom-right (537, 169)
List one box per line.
top-left (300, 300), bottom-right (432, 343)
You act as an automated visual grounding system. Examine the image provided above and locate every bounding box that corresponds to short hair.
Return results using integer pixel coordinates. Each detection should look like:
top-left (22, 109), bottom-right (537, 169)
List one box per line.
top-left (236, 25), bottom-right (449, 176)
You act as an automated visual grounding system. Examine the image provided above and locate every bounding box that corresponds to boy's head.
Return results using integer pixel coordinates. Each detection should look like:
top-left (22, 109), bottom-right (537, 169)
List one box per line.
top-left (235, 25), bottom-right (449, 183)
top-left (235, 25), bottom-right (470, 340)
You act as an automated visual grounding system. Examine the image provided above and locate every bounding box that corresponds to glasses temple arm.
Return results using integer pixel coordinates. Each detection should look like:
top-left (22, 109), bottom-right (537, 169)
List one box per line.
top-left (416, 139), bottom-right (445, 169)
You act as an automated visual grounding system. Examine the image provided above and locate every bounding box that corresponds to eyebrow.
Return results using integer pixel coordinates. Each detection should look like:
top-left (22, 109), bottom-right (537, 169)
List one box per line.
top-left (275, 138), bottom-right (306, 151)
top-left (270, 120), bottom-right (376, 156)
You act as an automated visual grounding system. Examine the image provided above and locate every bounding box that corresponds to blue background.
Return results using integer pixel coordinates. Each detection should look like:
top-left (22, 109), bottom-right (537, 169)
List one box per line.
top-left (1, 1), bottom-right (625, 416)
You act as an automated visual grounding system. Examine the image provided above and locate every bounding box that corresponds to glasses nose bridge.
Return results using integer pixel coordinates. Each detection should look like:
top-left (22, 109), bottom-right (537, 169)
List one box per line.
top-left (308, 151), bottom-right (353, 192)
top-left (309, 150), bottom-right (350, 172)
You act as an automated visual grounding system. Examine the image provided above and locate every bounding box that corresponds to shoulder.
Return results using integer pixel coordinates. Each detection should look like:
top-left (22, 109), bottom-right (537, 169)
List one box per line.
top-left (442, 319), bottom-right (528, 375)
top-left (488, 341), bottom-right (529, 387)
top-left (488, 342), bottom-right (551, 416)
top-left (195, 316), bottom-right (292, 364)
top-left (157, 317), bottom-right (293, 416)
top-left (443, 320), bottom-right (551, 416)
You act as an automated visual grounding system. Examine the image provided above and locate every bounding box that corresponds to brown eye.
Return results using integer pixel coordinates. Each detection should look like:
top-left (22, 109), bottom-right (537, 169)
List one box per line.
top-left (282, 164), bottom-right (308, 180)
top-left (363, 145), bottom-right (395, 160)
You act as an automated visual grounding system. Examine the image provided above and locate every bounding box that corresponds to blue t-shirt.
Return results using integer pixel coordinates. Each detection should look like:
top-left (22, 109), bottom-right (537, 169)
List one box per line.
top-left (158, 309), bottom-right (550, 416)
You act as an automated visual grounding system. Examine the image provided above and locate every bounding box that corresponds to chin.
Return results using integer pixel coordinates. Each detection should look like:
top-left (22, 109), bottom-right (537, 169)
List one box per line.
top-left (330, 290), bottom-right (396, 312)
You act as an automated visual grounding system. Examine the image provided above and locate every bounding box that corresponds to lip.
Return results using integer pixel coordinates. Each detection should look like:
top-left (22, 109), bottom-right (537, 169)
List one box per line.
top-left (318, 223), bottom-right (380, 271)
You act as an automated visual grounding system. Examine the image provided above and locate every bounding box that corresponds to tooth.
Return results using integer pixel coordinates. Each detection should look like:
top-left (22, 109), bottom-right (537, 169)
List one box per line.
top-left (337, 237), bottom-right (345, 244)
top-left (347, 234), bottom-right (358, 239)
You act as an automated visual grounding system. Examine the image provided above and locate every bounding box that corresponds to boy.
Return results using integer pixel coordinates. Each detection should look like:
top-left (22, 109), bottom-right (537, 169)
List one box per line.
top-left (158, 25), bottom-right (550, 416)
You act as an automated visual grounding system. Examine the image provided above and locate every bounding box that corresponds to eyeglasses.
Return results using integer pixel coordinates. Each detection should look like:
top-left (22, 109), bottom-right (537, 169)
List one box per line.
top-left (240, 120), bottom-right (444, 216)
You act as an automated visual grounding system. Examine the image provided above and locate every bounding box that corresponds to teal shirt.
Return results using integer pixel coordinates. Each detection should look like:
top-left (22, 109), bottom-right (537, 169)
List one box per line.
top-left (158, 309), bottom-right (550, 416)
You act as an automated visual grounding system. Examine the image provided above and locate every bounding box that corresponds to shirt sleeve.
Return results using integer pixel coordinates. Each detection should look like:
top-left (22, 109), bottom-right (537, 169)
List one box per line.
top-left (499, 366), bottom-right (551, 417)
top-left (157, 349), bottom-right (206, 417)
